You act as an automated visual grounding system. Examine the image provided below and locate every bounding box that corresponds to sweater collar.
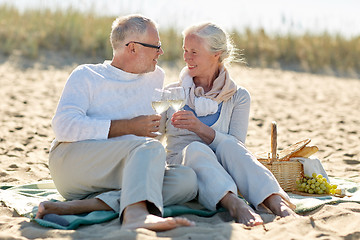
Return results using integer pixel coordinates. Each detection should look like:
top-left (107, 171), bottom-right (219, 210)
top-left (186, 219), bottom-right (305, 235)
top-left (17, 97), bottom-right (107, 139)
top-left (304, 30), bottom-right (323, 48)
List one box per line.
top-left (103, 60), bottom-right (141, 81)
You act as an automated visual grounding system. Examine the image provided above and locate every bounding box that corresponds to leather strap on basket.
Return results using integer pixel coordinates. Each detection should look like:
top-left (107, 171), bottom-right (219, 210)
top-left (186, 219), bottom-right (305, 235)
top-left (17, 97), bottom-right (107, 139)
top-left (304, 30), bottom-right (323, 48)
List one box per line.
top-left (271, 121), bottom-right (277, 163)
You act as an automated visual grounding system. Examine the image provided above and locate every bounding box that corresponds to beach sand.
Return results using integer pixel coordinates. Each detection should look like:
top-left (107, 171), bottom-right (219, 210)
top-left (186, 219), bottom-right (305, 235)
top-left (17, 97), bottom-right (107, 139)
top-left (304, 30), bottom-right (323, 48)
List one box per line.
top-left (1, 57), bottom-right (359, 239)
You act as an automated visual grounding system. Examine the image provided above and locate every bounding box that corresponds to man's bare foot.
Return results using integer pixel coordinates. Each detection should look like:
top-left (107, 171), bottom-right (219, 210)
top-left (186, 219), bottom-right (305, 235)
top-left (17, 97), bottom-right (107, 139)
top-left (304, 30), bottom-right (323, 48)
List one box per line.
top-left (35, 199), bottom-right (112, 219)
top-left (121, 201), bottom-right (195, 231)
top-left (36, 201), bottom-right (55, 219)
top-left (220, 192), bottom-right (263, 226)
top-left (263, 194), bottom-right (298, 217)
top-left (122, 214), bottom-right (195, 231)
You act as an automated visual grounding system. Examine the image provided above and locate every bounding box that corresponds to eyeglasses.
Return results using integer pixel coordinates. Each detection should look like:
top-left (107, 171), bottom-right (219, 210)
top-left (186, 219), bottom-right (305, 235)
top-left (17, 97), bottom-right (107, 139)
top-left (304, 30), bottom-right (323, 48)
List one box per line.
top-left (125, 41), bottom-right (161, 51)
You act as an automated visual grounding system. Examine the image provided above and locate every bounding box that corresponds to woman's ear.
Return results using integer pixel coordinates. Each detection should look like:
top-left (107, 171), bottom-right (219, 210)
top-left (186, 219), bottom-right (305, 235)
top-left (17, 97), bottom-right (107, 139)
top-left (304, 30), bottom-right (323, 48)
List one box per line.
top-left (214, 51), bottom-right (221, 60)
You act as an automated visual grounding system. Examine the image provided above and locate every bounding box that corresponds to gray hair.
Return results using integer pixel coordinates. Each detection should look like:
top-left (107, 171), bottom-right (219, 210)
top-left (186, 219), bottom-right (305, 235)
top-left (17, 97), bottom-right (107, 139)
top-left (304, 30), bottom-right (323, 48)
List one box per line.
top-left (182, 22), bottom-right (240, 66)
top-left (110, 14), bottom-right (157, 51)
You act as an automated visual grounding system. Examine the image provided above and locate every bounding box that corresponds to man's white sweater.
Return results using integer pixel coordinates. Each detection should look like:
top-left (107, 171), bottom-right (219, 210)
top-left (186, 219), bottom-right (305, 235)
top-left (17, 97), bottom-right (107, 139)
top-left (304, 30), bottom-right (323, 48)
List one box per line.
top-left (52, 61), bottom-right (164, 143)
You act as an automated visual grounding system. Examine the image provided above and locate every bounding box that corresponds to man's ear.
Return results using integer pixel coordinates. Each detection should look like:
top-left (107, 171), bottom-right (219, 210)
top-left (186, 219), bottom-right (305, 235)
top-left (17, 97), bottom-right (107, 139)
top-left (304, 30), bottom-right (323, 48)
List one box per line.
top-left (126, 42), bottom-right (136, 54)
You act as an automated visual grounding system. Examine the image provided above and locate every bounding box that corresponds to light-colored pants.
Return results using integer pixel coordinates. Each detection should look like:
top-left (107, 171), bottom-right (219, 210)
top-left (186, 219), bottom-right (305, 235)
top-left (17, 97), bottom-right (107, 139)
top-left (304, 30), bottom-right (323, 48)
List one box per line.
top-left (49, 136), bottom-right (198, 216)
top-left (178, 139), bottom-right (290, 211)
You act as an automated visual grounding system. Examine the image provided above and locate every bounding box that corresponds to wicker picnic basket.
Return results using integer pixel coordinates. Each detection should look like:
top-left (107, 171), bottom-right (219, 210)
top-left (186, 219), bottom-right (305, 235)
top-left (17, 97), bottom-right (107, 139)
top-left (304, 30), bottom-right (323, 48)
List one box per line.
top-left (256, 122), bottom-right (305, 192)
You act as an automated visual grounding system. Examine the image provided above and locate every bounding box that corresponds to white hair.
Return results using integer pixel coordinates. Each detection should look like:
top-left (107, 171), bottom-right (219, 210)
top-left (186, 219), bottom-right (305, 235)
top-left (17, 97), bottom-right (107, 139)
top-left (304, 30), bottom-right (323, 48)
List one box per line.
top-left (182, 22), bottom-right (240, 66)
top-left (110, 14), bottom-right (157, 51)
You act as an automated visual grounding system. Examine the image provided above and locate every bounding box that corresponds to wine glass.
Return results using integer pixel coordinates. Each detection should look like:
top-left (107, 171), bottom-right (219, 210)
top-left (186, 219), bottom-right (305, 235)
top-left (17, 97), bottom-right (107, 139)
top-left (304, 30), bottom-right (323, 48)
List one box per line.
top-left (151, 88), bottom-right (170, 114)
top-left (168, 87), bottom-right (186, 111)
top-left (151, 88), bottom-right (170, 136)
top-left (167, 87), bottom-right (186, 131)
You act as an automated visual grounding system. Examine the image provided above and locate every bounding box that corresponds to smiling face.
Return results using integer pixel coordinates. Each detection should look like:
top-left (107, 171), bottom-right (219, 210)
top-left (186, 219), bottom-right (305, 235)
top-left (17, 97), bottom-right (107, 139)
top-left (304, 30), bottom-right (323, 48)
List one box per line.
top-left (183, 34), bottom-right (220, 79)
top-left (134, 25), bottom-right (164, 73)
top-left (125, 24), bottom-right (164, 74)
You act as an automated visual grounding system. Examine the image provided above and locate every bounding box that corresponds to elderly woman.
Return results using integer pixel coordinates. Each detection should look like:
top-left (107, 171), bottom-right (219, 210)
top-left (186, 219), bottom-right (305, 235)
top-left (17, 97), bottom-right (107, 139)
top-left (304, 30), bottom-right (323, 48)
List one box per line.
top-left (161, 22), bottom-right (297, 226)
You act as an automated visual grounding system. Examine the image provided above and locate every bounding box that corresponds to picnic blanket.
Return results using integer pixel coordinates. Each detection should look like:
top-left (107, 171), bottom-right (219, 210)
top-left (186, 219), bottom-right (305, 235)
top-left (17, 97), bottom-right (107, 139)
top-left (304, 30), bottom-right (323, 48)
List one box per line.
top-left (0, 178), bottom-right (359, 230)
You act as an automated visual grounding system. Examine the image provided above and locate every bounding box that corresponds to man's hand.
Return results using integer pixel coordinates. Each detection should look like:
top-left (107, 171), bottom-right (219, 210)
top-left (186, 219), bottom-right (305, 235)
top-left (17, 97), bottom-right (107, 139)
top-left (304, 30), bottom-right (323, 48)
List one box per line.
top-left (129, 115), bottom-right (162, 137)
top-left (108, 115), bottom-right (161, 138)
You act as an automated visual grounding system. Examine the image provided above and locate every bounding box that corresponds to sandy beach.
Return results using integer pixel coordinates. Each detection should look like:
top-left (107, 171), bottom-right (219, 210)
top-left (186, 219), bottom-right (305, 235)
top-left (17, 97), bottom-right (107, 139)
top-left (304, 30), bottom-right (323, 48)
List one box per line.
top-left (1, 56), bottom-right (359, 240)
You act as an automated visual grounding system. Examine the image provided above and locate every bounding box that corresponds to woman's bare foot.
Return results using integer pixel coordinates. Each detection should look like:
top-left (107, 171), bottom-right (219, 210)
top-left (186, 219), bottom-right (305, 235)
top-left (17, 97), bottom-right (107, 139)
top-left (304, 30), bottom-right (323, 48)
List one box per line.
top-left (263, 194), bottom-right (298, 217)
top-left (220, 192), bottom-right (263, 226)
top-left (35, 198), bottom-right (112, 219)
top-left (121, 201), bottom-right (195, 231)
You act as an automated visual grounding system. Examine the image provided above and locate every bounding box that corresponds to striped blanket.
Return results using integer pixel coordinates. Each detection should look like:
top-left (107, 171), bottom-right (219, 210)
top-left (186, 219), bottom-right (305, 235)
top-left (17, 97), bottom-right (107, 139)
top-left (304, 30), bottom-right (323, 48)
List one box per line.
top-left (0, 178), bottom-right (359, 230)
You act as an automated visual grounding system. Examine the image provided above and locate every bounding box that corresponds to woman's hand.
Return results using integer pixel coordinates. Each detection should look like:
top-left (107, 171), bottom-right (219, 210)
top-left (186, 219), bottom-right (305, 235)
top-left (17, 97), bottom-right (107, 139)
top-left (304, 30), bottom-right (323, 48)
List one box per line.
top-left (171, 110), bottom-right (215, 144)
top-left (171, 110), bottom-right (201, 132)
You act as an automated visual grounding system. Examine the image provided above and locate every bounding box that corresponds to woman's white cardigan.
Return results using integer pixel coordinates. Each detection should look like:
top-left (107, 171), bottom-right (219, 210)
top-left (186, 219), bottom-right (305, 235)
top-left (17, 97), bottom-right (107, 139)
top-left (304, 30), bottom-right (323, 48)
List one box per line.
top-left (161, 83), bottom-right (251, 164)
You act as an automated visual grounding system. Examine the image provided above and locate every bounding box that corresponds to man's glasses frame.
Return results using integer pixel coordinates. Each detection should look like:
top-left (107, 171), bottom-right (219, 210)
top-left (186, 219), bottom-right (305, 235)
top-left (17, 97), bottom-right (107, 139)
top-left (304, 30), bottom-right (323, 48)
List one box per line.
top-left (125, 41), bottom-right (161, 51)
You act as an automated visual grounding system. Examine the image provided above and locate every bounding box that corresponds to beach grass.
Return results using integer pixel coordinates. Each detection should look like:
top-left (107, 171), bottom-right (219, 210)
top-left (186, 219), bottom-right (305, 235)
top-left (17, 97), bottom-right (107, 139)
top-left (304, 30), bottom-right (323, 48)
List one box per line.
top-left (1, 5), bottom-right (359, 77)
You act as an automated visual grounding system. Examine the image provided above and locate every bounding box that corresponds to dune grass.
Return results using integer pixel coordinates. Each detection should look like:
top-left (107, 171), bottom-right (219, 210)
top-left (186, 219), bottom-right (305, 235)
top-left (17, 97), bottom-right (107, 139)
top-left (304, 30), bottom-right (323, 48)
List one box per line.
top-left (0, 5), bottom-right (359, 77)
top-left (0, 5), bottom-right (113, 59)
top-left (233, 28), bottom-right (360, 76)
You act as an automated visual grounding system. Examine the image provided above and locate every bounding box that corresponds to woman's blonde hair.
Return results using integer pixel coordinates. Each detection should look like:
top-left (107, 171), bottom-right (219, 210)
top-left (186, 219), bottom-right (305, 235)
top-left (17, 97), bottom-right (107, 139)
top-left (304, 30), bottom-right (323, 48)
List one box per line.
top-left (182, 22), bottom-right (241, 66)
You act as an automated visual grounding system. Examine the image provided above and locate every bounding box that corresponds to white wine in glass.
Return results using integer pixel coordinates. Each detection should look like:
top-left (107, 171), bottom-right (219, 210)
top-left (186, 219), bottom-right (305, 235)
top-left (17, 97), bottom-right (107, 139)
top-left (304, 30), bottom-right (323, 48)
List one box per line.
top-left (168, 87), bottom-right (186, 111)
top-left (151, 88), bottom-right (170, 114)
top-left (152, 101), bottom-right (170, 114)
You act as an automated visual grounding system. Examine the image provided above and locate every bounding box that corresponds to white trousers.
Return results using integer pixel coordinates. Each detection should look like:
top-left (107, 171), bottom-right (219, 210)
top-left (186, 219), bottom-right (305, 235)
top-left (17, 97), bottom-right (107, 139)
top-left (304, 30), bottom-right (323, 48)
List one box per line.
top-left (179, 139), bottom-right (291, 211)
top-left (49, 136), bottom-right (198, 216)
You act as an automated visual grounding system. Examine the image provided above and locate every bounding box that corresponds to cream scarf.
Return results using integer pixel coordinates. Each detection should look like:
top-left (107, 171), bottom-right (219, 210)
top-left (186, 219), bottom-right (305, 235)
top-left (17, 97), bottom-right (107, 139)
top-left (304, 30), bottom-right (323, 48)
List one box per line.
top-left (179, 66), bottom-right (237, 116)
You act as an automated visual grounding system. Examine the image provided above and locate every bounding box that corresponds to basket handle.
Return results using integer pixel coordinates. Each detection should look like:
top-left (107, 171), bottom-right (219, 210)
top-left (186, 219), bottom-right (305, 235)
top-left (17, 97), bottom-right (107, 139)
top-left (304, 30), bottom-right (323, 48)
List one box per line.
top-left (270, 121), bottom-right (277, 163)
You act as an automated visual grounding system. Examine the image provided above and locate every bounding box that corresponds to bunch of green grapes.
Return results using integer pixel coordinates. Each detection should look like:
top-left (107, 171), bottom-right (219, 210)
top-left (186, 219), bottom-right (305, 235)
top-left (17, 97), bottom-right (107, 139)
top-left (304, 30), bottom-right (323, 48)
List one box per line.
top-left (296, 173), bottom-right (340, 195)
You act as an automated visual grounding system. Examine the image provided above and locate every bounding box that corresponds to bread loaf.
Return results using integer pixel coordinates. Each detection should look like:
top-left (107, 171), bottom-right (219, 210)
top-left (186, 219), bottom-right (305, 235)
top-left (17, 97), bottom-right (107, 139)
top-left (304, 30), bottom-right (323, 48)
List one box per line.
top-left (290, 146), bottom-right (319, 158)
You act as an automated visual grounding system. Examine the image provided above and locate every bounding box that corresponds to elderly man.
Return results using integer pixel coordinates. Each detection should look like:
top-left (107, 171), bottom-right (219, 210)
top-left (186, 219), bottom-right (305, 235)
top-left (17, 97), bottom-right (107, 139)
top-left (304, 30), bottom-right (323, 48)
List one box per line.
top-left (35, 14), bottom-right (197, 231)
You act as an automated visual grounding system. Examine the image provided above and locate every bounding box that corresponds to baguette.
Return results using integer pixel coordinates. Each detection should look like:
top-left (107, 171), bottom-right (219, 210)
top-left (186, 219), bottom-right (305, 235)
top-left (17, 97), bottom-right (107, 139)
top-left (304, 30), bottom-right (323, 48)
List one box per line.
top-left (290, 146), bottom-right (319, 158)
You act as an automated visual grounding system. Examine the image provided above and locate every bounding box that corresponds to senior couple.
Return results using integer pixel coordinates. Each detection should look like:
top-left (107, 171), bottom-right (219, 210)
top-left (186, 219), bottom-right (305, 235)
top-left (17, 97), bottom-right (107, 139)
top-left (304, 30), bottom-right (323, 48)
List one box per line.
top-left (36, 14), bottom-right (297, 231)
